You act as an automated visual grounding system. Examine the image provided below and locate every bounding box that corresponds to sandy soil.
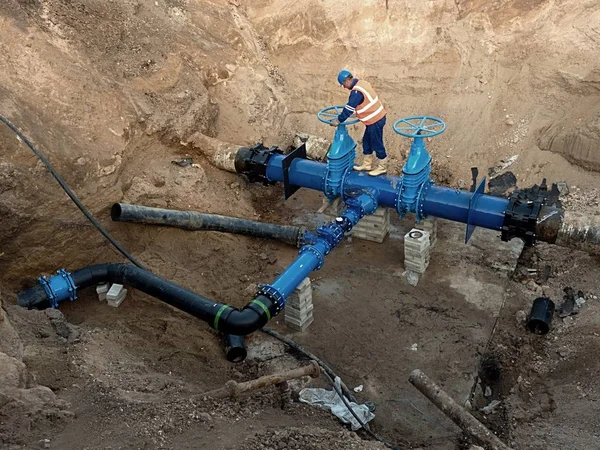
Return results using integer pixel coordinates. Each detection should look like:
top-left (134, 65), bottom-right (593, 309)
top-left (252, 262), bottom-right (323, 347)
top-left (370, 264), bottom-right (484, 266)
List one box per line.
top-left (1, 0), bottom-right (600, 449)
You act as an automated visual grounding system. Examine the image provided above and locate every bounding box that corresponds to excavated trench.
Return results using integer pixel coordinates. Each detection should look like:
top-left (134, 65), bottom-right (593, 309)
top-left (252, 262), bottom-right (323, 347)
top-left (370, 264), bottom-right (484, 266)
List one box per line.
top-left (1, 0), bottom-right (600, 449)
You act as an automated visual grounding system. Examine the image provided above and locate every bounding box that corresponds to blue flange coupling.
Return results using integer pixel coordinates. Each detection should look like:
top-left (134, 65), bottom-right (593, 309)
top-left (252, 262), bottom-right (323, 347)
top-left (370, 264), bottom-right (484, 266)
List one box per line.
top-left (299, 245), bottom-right (326, 269)
top-left (38, 269), bottom-right (77, 308)
top-left (257, 284), bottom-right (286, 314)
top-left (415, 179), bottom-right (433, 222)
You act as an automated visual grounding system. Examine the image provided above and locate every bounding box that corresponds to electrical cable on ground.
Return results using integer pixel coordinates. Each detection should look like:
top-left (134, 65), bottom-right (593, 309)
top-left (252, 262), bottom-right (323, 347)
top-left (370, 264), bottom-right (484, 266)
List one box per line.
top-left (0, 114), bottom-right (146, 270)
top-left (2, 113), bottom-right (402, 449)
top-left (261, 326), bottom-right (358, 403)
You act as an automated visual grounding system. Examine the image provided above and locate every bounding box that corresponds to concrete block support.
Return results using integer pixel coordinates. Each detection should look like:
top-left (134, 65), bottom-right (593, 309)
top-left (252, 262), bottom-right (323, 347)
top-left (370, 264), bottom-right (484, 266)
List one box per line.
top-left (285, 277), bottom-right (314, 332)
top-left (96, 283), bottom-right (110, 301)
top-left (404, 229), bottom-right (431, 274)
top-left (415, 216), bottom-right (438, 248)
top-left (106, 283), bottom-right (128, 308)
top-left (319, 197), bottom-right (390, 243)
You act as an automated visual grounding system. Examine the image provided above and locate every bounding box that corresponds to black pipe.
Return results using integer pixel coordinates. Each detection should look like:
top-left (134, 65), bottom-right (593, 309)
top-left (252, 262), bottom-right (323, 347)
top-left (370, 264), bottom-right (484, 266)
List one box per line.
top-left (527, 297), bottom-right (555, 335)
top-left (17, 264), bottom-right (278, 336)
top-left (111, 203), bottom-right (305, 247)
top-left (223, 334), bottom-right (247, 363)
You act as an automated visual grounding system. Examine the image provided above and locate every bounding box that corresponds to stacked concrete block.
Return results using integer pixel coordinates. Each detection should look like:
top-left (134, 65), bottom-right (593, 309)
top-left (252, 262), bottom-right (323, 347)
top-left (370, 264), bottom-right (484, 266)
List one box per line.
top-left (415, 216), bottom-right (438, 248)
top-left (318, 197), bottom-right (390, 243)
top-left (285, 277), bottom-right (314, 332)
top-left (96, 283), bottom-right (110, 301)
top-left (404, 229), bottom-right (431, 274)
top-left (106, 283), bottom-right (128, 307)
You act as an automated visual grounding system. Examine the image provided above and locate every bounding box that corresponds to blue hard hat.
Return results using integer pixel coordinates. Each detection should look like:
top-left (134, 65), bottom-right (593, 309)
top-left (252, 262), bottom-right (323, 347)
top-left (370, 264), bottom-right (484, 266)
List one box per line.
top-left (337, 69), bottom-right (352, 85)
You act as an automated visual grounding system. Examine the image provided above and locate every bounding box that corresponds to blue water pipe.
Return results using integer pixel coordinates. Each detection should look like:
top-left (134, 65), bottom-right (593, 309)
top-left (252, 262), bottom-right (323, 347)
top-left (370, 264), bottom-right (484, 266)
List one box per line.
top-left (239, 108), bottom-right (509, 243)
top-left (256, 187), bottom-right (378, 315)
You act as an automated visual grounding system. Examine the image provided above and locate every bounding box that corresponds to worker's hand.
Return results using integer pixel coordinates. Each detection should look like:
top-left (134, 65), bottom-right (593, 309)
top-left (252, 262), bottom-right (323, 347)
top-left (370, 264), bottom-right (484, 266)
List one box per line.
top-left (329, 119), bottom-right (340, 127)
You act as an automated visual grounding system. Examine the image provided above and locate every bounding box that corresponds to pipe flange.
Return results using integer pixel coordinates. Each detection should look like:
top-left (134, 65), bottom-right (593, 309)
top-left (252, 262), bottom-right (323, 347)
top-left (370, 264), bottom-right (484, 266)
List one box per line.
top-left (299, 231), bottom-right (319, 247)
top-left (257, 285), bottom-right (286, 313)
top-left (38, 275), bottom-right (58, 309)
top-left (415, 180), bottom-right (433, 221)
top-left (57, 269), bottom-right (77, 302)
top-left (296, 226), bottom-right (309, 248)
top-left (299, 245), bottom-right (326, 270)
top-left (395, 179), bottom-right (406, 218)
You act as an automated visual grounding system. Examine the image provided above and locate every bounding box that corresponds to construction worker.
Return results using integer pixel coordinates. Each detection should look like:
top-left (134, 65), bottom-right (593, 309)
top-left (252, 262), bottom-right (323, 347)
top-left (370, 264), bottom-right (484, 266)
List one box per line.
top-left (330, 69), bottom-right (388, 176)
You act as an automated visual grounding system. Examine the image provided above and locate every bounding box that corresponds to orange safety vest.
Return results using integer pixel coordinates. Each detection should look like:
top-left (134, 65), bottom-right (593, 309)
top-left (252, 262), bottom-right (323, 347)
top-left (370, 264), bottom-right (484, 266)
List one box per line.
top-left (351, 80), bottom-right (387, 125)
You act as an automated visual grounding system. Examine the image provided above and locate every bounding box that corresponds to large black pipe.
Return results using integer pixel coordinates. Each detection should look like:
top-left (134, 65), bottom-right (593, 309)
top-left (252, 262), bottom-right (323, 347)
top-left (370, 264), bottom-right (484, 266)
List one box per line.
top-left (111, 203), bottom-right (305, 247)
top-left (17, 264), bottom-right (277, 336)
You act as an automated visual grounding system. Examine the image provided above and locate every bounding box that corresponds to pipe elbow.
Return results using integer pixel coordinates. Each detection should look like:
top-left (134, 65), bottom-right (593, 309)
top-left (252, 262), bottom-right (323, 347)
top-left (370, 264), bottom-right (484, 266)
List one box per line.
top-left (216, 295), bottom-right (275, 335)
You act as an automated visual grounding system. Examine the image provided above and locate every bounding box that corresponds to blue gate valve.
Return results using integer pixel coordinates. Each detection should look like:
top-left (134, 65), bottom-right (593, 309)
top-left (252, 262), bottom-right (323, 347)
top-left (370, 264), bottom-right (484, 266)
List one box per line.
top-left (393, 116), bottom-right (446, 220)
top-left (318, 106), bottom-right (360, 200)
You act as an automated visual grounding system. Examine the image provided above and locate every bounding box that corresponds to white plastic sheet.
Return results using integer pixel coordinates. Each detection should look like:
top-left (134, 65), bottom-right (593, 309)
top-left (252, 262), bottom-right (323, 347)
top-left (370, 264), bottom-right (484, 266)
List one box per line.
top-left (298, 376), bottom-right (375, 431)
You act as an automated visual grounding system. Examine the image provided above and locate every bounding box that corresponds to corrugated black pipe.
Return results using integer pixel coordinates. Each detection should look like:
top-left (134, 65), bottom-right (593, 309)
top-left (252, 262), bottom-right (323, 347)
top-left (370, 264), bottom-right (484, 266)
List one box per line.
top-left (224, 334), bottom-right (247, 363)
top-left (111, 203), bottom-right (305, 247)
top-left (17, 263), bottom-right (277, 336)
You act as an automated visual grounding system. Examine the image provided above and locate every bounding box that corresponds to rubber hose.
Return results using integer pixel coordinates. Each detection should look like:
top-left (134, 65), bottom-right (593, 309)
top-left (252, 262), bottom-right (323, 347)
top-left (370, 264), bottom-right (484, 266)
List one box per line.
top-left (111, 203), bottom-right (305, 247)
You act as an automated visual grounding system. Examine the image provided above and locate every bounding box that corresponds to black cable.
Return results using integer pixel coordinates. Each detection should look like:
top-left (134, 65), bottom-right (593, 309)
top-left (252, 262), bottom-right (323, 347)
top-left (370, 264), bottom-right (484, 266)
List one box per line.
top-left (0, 114), bottom-right (146, 269)
top-left (261, 326), bottom-right (358, 403)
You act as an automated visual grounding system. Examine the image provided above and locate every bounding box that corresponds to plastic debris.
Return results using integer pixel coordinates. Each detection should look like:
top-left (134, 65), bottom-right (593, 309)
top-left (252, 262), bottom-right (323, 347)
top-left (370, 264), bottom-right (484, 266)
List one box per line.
top-left (353, 385), bottom-right (363, 393)
top-left (480, 399), bottom-right (501, 415)
top-left (403, 270), bottom-right (420, 287)
top-left (488, 155), bottom-right (518, 178)
top-left (410, 343), bottom-right (418, 352)
top-left (171, 157), bottom-right (193, 167)
top-left (488, 171), bottom-right (517, 196)
top-left (299, 377), bottom-right (375, 431)
top-left (556, 181), bottom-right (569, 196)
top-left (559, 287), bottom-right (586, 318)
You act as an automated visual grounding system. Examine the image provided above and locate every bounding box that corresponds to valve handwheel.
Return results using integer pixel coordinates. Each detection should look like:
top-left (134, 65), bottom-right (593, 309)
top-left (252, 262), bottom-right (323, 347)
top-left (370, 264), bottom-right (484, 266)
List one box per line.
top-left (317, 105), bottom-right (360, 126)
top-left (393, 116), bottom-right (446, 138)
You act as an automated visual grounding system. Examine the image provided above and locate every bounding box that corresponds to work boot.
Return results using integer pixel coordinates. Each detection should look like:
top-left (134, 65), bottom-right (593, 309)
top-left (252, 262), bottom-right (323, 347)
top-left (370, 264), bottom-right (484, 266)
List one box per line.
top-left (368, 156), bottom-right (388, 176)
top-left (353, 154), bottom-right (373, 172)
